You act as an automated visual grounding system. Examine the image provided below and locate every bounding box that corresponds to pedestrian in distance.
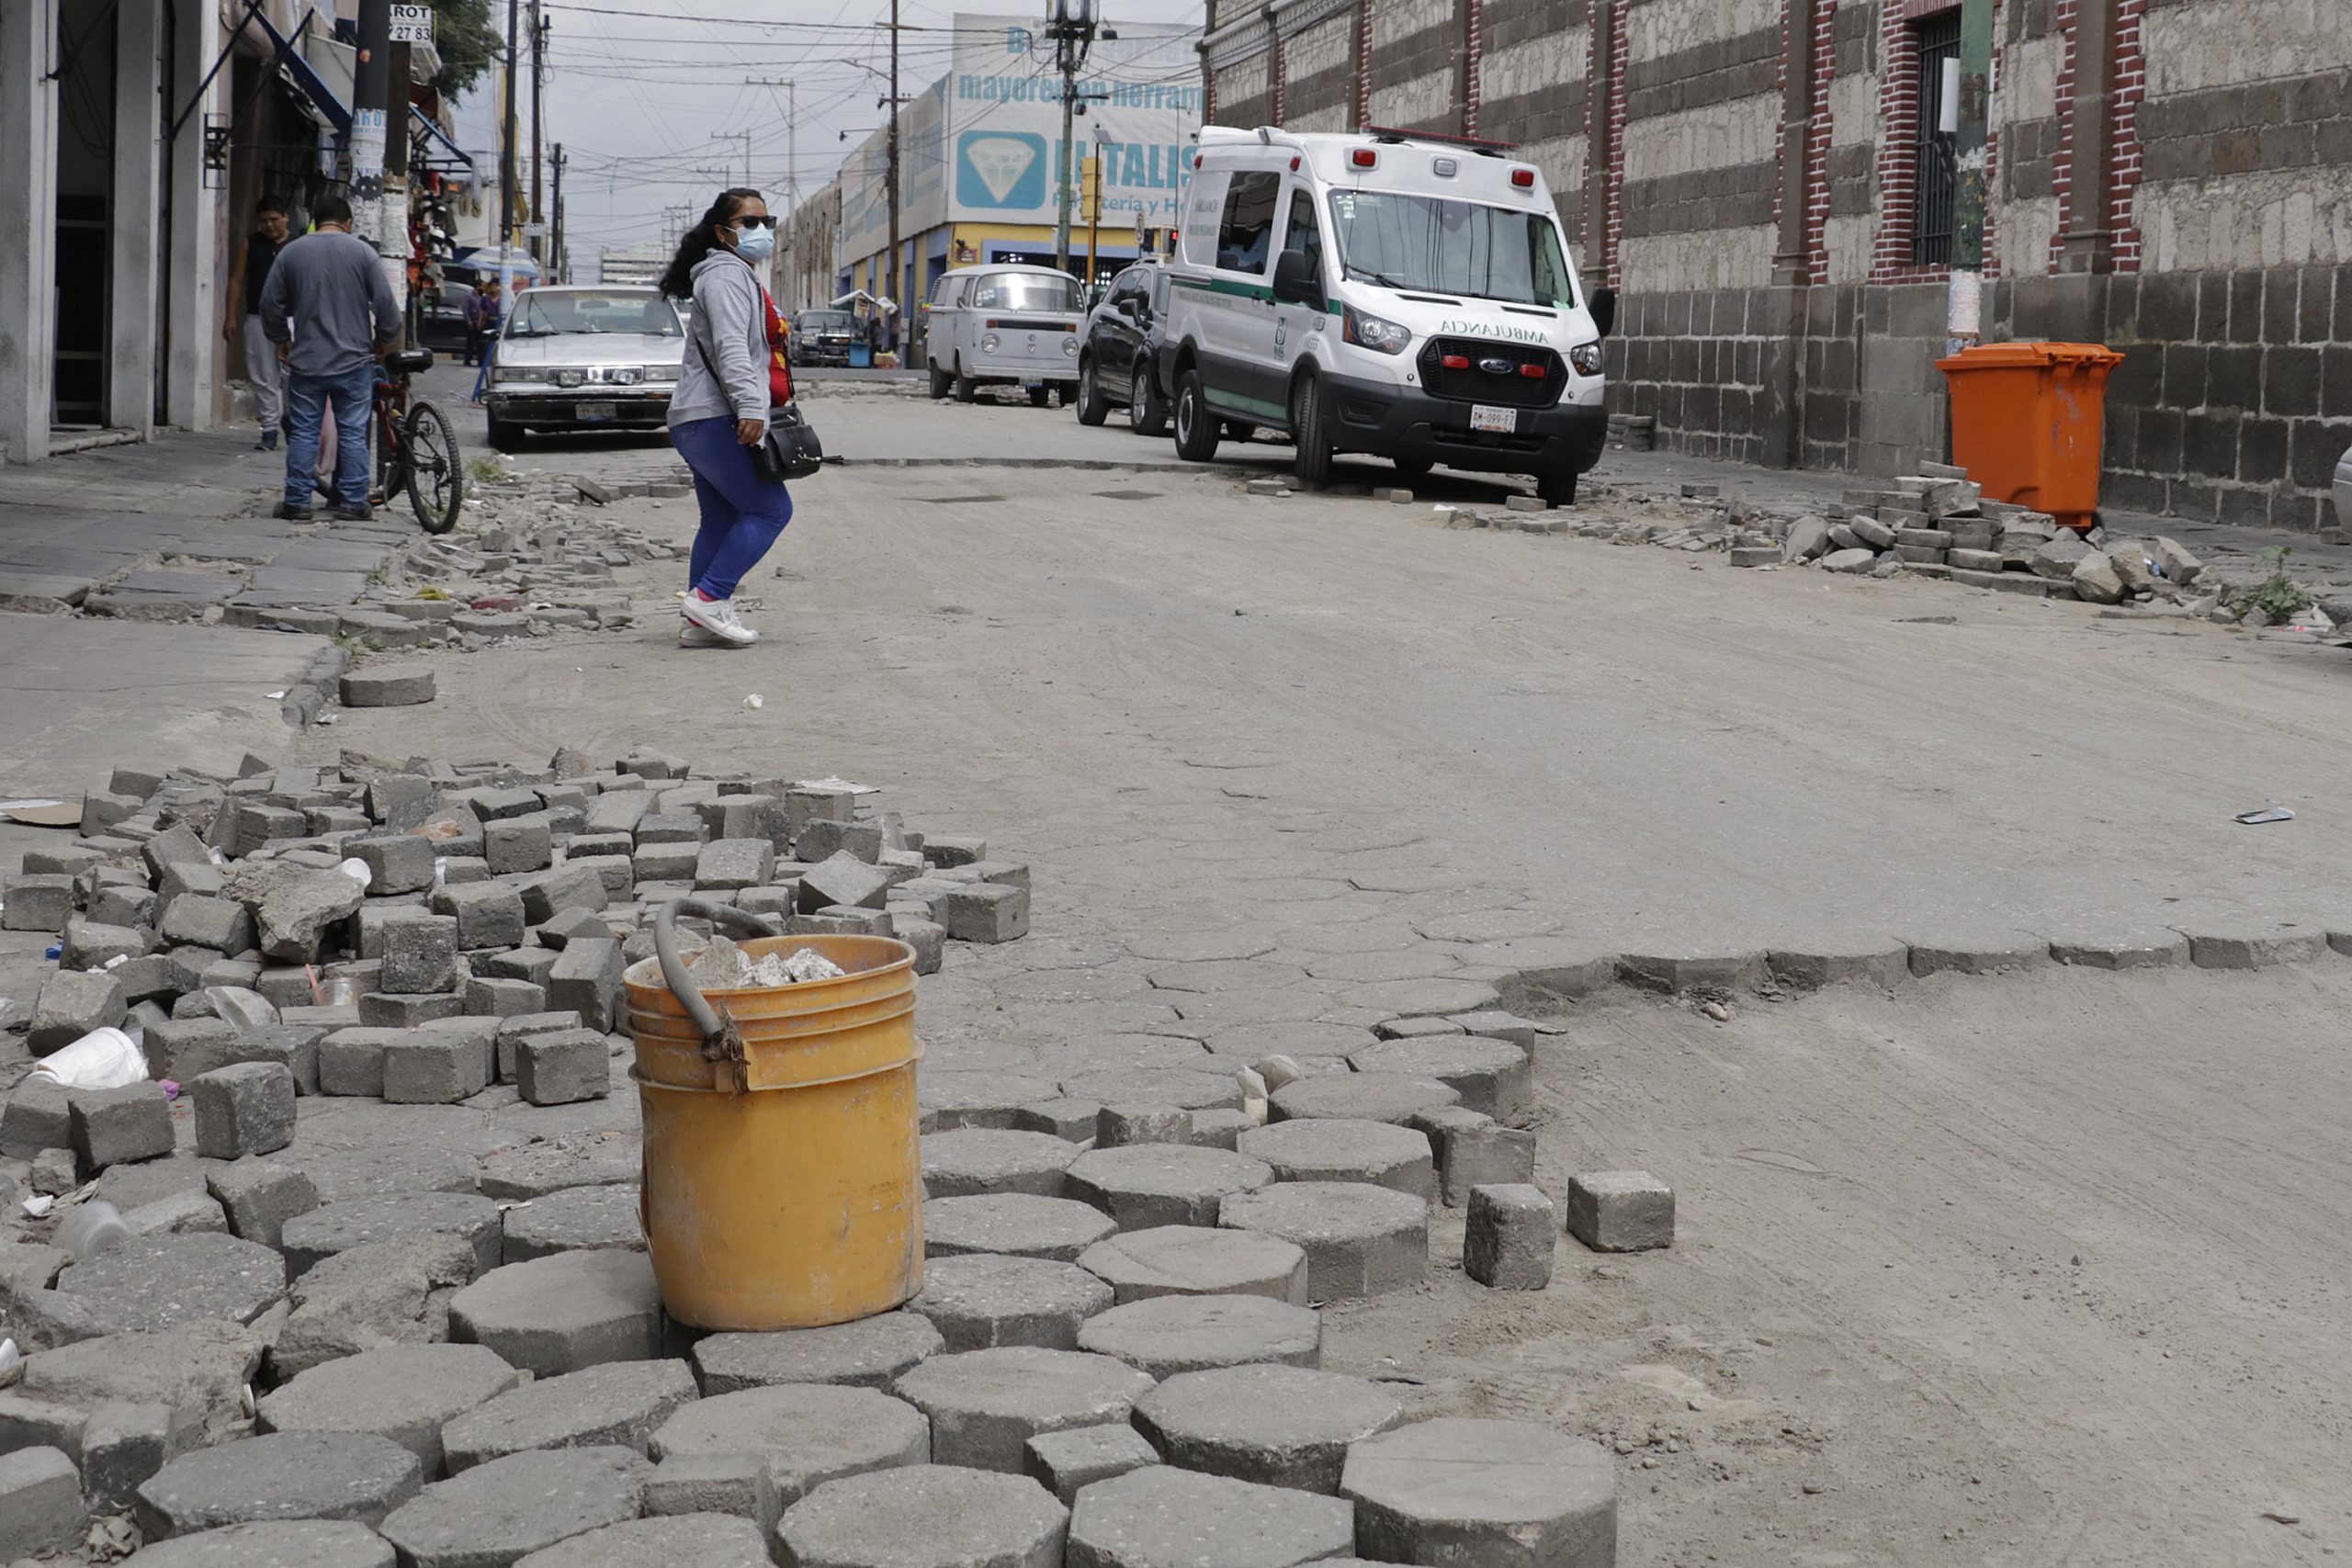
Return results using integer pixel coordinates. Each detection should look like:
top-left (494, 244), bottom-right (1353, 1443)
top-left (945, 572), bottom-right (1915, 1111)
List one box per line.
top-left (258, 192), bottom-right (400, 523)
top-left (659, 187), bottom-right (797, 649)
top-left (462, 276), bottom-right (501, 367)
top-left (223, 195), bottom-right (290, 450)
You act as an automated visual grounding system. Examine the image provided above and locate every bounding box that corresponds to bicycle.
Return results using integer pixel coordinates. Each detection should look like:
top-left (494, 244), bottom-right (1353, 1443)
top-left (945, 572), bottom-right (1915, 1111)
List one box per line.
top-left (311, 346), bottom-right (464, 534)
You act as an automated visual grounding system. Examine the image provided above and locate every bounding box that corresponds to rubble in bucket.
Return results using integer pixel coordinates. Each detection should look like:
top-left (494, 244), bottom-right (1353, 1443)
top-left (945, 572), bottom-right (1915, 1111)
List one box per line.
top-left (685, 934), bottom-right (848, 989)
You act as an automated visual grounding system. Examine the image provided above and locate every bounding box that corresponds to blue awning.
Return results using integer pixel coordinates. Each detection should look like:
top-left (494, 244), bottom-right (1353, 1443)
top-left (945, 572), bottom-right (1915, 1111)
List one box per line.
top-left (410, 107), bottom-right (475, 171)
top-left (253, 8), bottom-right (352, 137)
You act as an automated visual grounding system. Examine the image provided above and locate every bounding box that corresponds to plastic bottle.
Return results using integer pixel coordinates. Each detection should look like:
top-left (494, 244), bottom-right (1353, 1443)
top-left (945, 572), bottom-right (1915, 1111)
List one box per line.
top-left (56, 1201), bottom-right (130, 1262)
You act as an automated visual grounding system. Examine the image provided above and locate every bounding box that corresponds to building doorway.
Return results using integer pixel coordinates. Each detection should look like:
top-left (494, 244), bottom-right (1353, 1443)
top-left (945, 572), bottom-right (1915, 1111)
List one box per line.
top-left (51, 1), bottom-right (117, 430)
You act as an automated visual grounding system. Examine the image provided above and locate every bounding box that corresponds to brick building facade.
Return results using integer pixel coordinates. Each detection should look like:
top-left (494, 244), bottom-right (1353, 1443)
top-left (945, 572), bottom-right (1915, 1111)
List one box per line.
top-left (1201, 0), bottom-right (2352, 530)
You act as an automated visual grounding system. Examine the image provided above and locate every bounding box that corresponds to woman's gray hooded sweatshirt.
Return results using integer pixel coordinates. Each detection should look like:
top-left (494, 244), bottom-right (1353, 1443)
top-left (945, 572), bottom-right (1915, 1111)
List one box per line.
top-left (668, 250), bottom-right (771, 429)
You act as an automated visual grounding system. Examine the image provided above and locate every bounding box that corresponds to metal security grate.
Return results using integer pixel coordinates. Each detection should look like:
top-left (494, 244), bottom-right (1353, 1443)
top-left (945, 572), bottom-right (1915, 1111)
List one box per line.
top-left (1911, 12), bottom-right (1962, 267)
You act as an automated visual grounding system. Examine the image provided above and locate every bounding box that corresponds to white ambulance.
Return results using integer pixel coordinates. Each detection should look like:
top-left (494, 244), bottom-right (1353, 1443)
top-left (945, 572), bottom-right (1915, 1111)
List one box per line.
top-left (1161, 126), bottom-right (1614, 502)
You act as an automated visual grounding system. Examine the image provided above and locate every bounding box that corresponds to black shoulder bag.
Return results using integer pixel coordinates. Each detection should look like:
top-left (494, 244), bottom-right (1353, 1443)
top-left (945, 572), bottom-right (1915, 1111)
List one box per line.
top-left (692, 286), bottom-right (824, 484)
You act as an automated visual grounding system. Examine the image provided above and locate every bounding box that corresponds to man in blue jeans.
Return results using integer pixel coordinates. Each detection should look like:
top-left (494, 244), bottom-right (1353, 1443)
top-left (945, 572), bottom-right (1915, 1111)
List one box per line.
top-left (257, 193), bottom-right (401, 522)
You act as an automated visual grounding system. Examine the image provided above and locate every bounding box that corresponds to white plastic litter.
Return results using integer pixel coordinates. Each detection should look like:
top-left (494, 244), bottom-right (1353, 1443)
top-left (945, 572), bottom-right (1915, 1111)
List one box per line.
top-left (336, 856), bottom-right (375, 889)
top-left (743, 694), bottom-right (764, 710)
top-left (1254, 1054), bottom-right (1306, 1092)
top-left (796, 776), bottom-right (880, 796)
top-left (0, 1337), bottom-right (23, 1387)
top-left (21, 1195), bottom-right (56, 1219)
top-left (56, 1201), bottom-right (130, 1262)
top-left (1237, 1066), bottom-right (1271, 1125)
top-left (28, 1026), bottom-right (150, 1090)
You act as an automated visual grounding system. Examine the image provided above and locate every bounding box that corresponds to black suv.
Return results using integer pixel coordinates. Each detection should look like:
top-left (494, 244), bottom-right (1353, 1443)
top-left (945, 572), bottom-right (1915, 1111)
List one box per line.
top-left (1073, 261), bottom-right (1171, 435)
top-left (788, 310), bottom-right (862, 367)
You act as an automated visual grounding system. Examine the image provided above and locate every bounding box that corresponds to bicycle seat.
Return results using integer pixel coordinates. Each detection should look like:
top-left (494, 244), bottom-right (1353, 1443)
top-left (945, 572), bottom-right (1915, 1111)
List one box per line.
top-left (385, 347), bottom-right (434, 374)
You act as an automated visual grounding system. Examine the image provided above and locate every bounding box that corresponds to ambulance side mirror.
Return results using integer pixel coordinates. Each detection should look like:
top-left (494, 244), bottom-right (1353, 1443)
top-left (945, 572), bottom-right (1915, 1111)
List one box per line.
top-left (1589, 287), bottom-right (1617, 339)
top-left (1272, 248), bottom-right (1324, 310)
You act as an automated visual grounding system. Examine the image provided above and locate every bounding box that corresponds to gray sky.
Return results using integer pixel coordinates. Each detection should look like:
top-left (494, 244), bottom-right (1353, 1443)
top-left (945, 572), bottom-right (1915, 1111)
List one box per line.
top-left (453, 0), bottom-right (1208, 270)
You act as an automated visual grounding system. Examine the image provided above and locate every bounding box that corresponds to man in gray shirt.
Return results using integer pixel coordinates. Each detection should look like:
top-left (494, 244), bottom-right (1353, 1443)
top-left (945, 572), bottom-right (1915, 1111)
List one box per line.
top-left (258, 192), bottom-right (401, 521)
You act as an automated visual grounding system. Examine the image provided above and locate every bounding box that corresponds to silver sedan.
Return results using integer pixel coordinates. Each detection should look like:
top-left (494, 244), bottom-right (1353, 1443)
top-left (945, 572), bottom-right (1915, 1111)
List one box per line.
top-left (485, 286), bottom-right (684, 448)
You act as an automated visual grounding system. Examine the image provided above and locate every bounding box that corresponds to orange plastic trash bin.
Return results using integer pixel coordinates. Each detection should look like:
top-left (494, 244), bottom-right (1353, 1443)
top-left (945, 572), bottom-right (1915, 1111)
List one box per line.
top-left (1935, 341), bottom-right (2124, 532)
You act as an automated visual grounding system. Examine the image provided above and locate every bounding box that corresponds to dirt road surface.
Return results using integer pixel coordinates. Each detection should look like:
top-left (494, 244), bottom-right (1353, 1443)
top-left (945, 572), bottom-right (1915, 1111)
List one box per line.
top-left (273, 396), bottom-right (2352, 1564)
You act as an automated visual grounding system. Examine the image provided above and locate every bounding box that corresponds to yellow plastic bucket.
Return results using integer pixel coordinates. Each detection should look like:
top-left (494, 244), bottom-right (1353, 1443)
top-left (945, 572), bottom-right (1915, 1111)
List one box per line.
top-left (625, 920), bottom-right (923, 1331)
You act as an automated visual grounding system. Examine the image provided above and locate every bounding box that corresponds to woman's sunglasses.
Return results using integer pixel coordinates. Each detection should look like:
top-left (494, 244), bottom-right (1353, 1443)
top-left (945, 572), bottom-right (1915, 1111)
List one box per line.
top-left (731, 215), bottom-right (778, 231)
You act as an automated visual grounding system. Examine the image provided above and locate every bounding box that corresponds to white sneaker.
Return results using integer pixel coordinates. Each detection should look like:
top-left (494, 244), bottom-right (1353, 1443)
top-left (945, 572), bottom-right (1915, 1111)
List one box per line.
top-left (678, 621), bottom-right (737, 649)
top-left (680, 593), bottom-right (757, 645)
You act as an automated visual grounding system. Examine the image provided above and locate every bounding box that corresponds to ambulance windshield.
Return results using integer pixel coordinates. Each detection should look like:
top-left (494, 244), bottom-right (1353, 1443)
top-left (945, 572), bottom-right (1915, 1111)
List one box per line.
top-left (1326, 190), bottom-right (1575, 309)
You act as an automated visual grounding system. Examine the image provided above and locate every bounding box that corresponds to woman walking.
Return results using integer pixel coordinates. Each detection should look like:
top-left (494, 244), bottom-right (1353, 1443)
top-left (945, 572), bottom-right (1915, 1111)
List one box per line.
top-left (660, 188), bottom-right (795, 649)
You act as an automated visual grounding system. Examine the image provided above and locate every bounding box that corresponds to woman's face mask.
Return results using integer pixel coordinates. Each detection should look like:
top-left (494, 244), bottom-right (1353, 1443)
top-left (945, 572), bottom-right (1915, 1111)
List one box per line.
top-left (731, 214), bottom-right (776, 262)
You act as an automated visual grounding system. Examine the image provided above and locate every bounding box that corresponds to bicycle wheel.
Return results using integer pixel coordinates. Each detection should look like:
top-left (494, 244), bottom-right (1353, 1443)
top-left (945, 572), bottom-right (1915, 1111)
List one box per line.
top-left (402, 400), bottom-right (465, 534)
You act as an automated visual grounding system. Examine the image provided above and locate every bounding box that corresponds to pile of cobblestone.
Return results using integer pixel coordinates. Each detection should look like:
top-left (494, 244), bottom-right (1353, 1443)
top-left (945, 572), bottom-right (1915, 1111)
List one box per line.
top-left (1419, 469), bottom-right (2230, 615)
top-left (0, 748), bottom-right (1677, 1566)
top-left (1747, 468), bottom-right (2220, 610)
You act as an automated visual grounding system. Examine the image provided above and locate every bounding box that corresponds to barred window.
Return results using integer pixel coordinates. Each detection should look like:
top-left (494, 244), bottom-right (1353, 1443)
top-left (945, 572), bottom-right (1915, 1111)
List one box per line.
top-left (1910, 11), bottom-right (1962, 267)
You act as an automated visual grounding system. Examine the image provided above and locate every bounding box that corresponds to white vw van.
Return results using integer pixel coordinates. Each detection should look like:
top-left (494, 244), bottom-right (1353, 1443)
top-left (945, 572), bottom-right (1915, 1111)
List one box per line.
top-left (1162, 127), bottom-right (1613, 502)
top-left (923, 262), bottom-right (1086, 407)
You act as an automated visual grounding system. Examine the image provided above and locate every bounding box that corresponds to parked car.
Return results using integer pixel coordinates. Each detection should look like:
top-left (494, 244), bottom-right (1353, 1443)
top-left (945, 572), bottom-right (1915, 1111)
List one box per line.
top-left (1162, 126), bottom-right (1613, 502)
top-left (1073, 259), bottom-right (1172, 435)
top-left (483, 286), bottom-right (684, 449)
top-left (790, 309), bottom-right (863, 367)
top-left (923, 263), bottom-right (1083, 406)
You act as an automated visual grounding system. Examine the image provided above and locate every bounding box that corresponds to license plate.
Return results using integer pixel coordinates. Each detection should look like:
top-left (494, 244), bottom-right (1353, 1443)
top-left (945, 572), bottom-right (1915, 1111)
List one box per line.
top-left (1469, 404), bottom-right (1518, 434)
top-left (578, 401), bottom-right (617, 421)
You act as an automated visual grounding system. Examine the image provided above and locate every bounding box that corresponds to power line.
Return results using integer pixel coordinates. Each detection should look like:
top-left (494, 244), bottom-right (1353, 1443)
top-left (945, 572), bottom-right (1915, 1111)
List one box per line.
top-left (537, 2), bottom-right (1002, 34)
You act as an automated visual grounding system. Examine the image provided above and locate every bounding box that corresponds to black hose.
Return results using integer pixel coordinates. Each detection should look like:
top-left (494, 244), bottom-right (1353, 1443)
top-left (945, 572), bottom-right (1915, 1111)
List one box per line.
top-left (652, 897), bottom-right (784, 1048)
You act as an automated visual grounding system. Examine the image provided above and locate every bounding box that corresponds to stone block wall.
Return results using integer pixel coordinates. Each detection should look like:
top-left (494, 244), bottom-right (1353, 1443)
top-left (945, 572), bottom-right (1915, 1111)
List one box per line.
top-left (1201, 0), bottom-right (2352, 528)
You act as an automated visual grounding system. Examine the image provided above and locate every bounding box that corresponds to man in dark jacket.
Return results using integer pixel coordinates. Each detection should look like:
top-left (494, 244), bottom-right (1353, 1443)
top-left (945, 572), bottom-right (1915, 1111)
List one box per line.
top-left (257, 193), bottom-right (400, 522)
top-left (222, 196), bottom-right (290, 449)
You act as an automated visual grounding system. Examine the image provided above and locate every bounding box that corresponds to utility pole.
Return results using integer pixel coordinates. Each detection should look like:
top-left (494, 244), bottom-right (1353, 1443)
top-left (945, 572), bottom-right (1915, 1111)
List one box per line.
top-left (1046, 0), bottom-right (1108, 275)
top-left (500, 0), bottom-right (519, 305)
top-left (885, 0), bottom-right (900, 352)
top-left (529, 0), bottom-right (547, 260)
top-left (351, 0), bottom-right (391, 249)
top-left (745, 78), bottom-right (800, 308)
top-left (1945, 0), bottom-right (1994, 354)
top-left (708, 131), bottom-right (752, 189)
top-left (551, 142), bottom-right (566, 283)
top-left (742, 77), bottom-right (799, 213)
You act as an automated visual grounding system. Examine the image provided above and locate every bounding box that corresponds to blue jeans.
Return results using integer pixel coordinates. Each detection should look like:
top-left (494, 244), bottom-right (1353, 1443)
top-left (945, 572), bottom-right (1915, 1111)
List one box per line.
top-left (671, 414), bottom-right (795, 601)
top-left (285, 364), bottom-right (376, 510)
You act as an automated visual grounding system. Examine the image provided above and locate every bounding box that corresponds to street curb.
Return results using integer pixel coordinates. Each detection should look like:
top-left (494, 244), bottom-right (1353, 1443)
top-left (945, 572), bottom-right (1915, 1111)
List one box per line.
top-left (825, 457), bottom-right (1199, 473)
top-left (280, 644), bottom-right (350, 730)
top-left (1476, 926), bottom-right (2352, 1014)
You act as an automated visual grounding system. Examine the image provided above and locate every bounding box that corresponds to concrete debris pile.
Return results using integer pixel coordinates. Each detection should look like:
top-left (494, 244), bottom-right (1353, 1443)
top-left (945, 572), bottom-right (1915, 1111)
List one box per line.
top-left (1605, 412), bottom-right (1657, 452)
top-left (1755, 465), bottom-right (2220, 608)
top-left (232, 472), bottom-right (680, 651)
top-left (1434, 468), bottom-right (2233, 615)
